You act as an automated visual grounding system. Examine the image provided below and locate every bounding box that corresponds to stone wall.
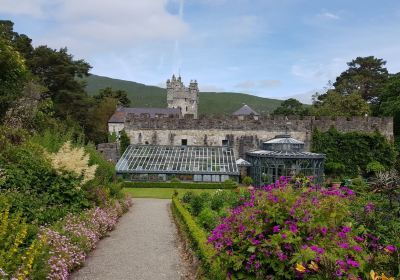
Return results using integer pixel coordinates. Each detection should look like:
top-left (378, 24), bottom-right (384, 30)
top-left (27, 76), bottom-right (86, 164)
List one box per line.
top-left (97, 143), bottom-right (119, 163)
top-left (123, 115), bottom-right (393, 158)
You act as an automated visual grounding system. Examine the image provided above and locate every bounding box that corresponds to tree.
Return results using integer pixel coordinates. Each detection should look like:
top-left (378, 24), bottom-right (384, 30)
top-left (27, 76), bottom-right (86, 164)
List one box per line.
top-left (0, 39), bottom-right (27, 119)
top-left (333, 56), bottom-right (389, 104)
top-left (273, 98), bottom-right (308, 116)
top-left (0, 20), bottom-right (34, 60)
top-left (95, 87), bottom-right (130, 107)
top-left (119, 130), bottom-right (130, 155)
top-left (311, 90), bottom-right (370, 117)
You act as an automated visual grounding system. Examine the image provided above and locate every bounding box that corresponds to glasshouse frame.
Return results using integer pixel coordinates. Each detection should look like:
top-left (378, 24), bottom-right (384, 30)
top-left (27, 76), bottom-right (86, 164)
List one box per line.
top-left (116, 145), bottom-right (240, 182)
top-left (246, 150), bottom-right (325, 186)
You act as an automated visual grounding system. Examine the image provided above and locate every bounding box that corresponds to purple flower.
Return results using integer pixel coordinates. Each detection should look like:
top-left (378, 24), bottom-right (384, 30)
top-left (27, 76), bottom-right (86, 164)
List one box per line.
top-left (364, 202), bottom-right (375, 213)
top-left (385, 245), bottom-right (397, 253)
top-left (346, 259), bottom-right (359, 267)
top-left (353, 245), bottom-right (362, 252)
top-left (289, 224), bottom-right (298, 234)
top-left (342, 226), bottom-right (351, 233)
top-left (273, 225), bottom-right (280, 233)
top-left (338, 242), bottom-right (349, 249)
top-left (320, 227), bottom-right (328, 235)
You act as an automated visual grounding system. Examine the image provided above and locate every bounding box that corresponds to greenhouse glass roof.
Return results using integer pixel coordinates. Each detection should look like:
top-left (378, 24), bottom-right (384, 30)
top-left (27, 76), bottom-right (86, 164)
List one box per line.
top-left (116, 145), bottom-right (239, 175)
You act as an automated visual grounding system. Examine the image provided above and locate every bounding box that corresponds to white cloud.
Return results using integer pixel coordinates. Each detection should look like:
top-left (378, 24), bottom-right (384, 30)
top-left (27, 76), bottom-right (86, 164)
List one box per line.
top-left (199, 84), bottom-right (225, 92)
top-left (318, 12), bottom-right (340, 20)
top-left (1, 0), bottom-right (189, 55)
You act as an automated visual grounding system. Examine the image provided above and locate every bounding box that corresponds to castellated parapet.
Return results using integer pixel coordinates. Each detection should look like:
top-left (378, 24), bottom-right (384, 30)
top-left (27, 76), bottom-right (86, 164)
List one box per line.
top-left (123, 115), bottom-right (394, 158)
top-left (166, 75), bottom-right (199, 119)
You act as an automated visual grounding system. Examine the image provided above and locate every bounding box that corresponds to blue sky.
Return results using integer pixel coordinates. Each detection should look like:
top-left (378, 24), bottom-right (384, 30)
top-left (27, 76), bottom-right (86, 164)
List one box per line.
top-left (1, 0), bottom-right (400, 103)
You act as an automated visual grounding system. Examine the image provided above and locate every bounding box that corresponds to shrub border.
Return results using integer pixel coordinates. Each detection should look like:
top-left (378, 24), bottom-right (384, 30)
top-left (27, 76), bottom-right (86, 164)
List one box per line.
top-left (171, 197), bottom-right (226, 279)
top-left (123, 181), bottom-right (236, 189)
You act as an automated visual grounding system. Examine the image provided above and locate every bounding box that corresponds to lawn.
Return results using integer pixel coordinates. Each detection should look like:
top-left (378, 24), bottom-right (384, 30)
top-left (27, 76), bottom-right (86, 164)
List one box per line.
top-left (123, 187), bottom-right (222, 199)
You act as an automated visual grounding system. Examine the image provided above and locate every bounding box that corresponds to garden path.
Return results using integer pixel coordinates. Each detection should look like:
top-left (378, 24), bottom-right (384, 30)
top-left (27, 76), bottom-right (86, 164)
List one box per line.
top-left (72, 198), bottom-right (186, 280)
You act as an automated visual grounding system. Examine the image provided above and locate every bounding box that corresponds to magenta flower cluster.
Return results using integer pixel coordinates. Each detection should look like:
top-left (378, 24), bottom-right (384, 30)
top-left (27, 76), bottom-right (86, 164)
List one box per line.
top-left (208, 176), bottom-right (396, 279)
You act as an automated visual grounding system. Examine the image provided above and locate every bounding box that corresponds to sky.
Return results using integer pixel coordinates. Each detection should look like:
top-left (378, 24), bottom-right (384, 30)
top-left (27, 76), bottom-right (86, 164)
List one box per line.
top-left (1, 0), bottom-right (400, 103)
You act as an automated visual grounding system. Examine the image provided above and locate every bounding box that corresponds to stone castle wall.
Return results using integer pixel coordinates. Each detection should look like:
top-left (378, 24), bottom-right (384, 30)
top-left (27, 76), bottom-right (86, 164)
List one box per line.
top-left (124, 115), bottom-right (393, 158)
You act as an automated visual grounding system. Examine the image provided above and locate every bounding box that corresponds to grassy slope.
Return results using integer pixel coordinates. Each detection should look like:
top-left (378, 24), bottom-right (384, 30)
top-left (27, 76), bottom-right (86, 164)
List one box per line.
top-left (84, 74), bottom-right (283, 115)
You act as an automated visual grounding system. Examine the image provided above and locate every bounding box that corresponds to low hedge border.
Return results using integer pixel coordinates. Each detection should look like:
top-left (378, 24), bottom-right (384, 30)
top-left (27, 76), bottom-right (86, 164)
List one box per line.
top-left (123, 181), bottom-right (237, 189)
top-left (171, 197), bottom-right (226, 279)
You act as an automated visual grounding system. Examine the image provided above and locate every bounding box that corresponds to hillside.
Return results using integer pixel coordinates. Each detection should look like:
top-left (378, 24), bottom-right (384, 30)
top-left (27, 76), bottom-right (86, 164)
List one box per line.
top-left (84, 74), bottom-right (283, 115)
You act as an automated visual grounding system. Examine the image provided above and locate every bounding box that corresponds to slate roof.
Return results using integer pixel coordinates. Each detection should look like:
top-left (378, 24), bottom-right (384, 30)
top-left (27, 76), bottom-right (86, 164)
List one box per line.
top-left (232, 104), bottom-right (260, 116)
top-left (108, 107), bottom-right (181, 123)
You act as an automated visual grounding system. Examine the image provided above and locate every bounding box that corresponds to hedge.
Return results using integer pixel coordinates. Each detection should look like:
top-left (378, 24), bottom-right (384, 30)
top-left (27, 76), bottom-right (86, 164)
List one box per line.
top-left (171, 197), bottom-right (226, 279)
top-left (122, 181), bottom-right (237, 189)
top-left (312, 128), bottom-right (396, 177)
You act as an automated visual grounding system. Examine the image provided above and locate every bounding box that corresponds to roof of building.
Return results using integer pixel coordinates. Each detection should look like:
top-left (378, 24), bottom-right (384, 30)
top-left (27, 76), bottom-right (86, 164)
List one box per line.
top-left (246, 149), bottom-right (325, 159)
top-left (236, 158), bottom-right (252, 166)
top-left (264, 134), bottom-right (304, 145)
top-left (116, 145), bottom-right (239, 175)
top-left (108, 107), bottom-right (181, 123)
top-left (232, 104), bottom-right (260, 116)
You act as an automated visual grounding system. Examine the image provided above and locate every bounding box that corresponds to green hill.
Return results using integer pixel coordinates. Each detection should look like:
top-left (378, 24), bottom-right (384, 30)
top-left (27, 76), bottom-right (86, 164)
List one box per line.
top-left (84, 74), bottom-right (283, 115)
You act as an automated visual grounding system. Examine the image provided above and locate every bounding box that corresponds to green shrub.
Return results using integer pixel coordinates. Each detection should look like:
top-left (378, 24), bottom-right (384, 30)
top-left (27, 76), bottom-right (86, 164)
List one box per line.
top-left (223, 179), bottom-right (237, 188)
top-left (242, 176), bottom-right (253, 186)
top-left (189, 195), bottom-right (204, 216)
top-left (366, 161), bottom-right (386, 175)
top-left (325, 162), bottom-right (346, 179)
top-left (122, 181), bottom-right (237, 189)
top-left (197, 207), bottom-right (219, 230)
top-left (182, 191), bottom-right (195, 203)
top-left (170, 177), bottom-right (181, 183)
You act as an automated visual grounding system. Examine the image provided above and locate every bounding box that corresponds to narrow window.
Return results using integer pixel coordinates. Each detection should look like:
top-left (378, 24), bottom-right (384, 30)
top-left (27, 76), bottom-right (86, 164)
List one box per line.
top-left (222, 139), bottom-right (229, 147)
top-left (181, 139), bottom-right (188, 146)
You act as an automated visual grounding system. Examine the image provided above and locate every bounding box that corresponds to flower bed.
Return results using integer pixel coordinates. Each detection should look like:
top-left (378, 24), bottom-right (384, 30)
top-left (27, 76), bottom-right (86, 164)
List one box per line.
top-left (207, 177), bottom-right (397, 279)
top-left (0, 198), bottom-right (132, 280)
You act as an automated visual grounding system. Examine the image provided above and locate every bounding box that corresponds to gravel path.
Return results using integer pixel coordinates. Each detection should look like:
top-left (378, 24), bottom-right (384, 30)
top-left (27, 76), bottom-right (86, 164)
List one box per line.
top-left (72, 198), bottom-right (186, 280)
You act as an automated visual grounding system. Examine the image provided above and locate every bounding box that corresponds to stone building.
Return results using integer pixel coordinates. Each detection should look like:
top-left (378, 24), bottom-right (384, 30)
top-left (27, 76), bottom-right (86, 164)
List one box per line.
top-left (167, 75), bottom-right (199, 119)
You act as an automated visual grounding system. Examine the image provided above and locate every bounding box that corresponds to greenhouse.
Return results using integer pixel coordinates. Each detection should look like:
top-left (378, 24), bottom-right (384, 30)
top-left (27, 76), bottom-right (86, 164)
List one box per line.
top-left (246, 135), bottom-right (325, 186)
top-left (116, 145), bottom-right (239, 182)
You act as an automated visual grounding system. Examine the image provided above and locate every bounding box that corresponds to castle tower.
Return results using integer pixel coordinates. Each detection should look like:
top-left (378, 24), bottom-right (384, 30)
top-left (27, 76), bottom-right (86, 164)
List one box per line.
top-left (167, 75), bottom-right (199, 119)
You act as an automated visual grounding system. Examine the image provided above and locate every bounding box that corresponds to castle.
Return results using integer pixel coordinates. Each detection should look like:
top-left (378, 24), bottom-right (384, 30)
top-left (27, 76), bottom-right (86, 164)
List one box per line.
top-left (107, 75), bottom-right (394, 159)
top-left (167, 75), bottom-right (199, 119)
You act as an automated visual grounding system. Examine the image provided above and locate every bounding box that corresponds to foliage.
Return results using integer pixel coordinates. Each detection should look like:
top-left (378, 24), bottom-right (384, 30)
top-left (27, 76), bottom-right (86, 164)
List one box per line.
top-left (94, 87), bottom-right (130, 106)
top-left (122, 181), bottom-right (238, 189)
top-left (311, 90), bottom-right (371, 117)
top-left (325, 162), bottom-right (346, 180)
top-left (0, 205), bottom-right (48, 279)
top-left (333, 56), bottom-right (389, 104)
top-left (119, 130), bottom-right (130, 155)
top-left (198, 207), bottom-right (219, 230)
top-left (108, 132), bottom-right (117, 143)
top-left (208, 177), bottom-right (397, 279)
top-left (366, 161), bottom-right (386, 175)
top-left (49, 141), bottom-right (98, 186)
top-left (273, 98), bottom-right (308, 116)
top-left (312, 128), bottom-right (396, 177)
top-left (0, 38), bottom-right (27, 119)
top-left (171, 197), bottom-right (225, 279)
top-left (242, 176), bottom-right (253, 186)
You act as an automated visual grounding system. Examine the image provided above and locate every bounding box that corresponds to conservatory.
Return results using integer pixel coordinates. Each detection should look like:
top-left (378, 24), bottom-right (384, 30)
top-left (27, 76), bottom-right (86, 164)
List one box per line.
top-left (246, 135), bottom-right (325, 186)
top-left (116, 145), bottom-right (239, 182)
